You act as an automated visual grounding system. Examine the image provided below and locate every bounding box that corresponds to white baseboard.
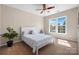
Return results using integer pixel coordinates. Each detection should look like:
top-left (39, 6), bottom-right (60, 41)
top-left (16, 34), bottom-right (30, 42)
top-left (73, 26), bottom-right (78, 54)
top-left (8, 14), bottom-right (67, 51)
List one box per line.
top-left (14, 40), bottom-right (22, 43)
top-left (0, 40), bottom-right (22, 47)
top-left (0, 43), bottom-right (6, 47)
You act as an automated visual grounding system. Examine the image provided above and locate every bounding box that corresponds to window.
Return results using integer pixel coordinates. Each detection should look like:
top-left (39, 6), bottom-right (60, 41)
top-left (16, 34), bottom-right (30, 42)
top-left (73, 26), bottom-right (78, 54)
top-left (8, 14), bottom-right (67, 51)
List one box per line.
top-left (49, 16), bottom-right (67, 34)
top-left (49, 18), bottom-right (57, 32)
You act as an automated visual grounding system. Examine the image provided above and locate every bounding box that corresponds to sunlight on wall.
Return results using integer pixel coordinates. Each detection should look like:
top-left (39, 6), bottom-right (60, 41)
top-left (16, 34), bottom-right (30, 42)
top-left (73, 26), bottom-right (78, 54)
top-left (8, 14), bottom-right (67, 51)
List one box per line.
top-left (58, 39), bottom-right (71, 47)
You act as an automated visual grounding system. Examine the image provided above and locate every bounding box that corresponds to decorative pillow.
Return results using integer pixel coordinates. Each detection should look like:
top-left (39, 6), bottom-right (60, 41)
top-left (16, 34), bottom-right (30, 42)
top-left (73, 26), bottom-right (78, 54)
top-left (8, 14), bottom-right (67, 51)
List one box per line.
top-left (40, 30), bottom-right (43, 33)
top-left (28, 30), bottom-right (33, 34)
top-left (21, 31), bottom-right (25, 35)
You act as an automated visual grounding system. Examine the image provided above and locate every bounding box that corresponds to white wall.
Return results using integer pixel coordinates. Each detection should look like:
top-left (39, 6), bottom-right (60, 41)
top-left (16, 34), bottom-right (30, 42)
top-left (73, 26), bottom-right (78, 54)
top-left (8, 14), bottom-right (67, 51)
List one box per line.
top-left (0, 5), bottom-right (44, 45)
top-left (0, 5), bottom-right (2, 34)
top-left (77, 7), bottom-right (79, 54)
top-left (0, 5), bottom-right (2, 46)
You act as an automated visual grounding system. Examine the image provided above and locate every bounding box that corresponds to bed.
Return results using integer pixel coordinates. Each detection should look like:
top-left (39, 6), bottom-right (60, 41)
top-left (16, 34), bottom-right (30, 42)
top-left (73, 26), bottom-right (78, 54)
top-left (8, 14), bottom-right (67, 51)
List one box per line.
top-left (21, 27), bottom-right (55, 54)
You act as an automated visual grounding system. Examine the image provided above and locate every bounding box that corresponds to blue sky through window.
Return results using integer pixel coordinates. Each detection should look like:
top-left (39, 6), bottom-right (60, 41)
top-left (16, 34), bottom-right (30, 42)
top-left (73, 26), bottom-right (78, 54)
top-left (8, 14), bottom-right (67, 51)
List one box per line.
top-left (58, 17), bottom-right (65, 25)
top-left (49, 16), bottom-right (66, 25)
top-left (49, 19), bottom-right (57, 25)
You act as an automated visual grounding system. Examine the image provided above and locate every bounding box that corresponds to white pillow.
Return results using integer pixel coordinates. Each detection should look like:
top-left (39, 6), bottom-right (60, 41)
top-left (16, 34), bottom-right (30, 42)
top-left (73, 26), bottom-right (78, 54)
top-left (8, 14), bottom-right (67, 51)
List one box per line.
top-left (21, 27), bottom-right (39, 35)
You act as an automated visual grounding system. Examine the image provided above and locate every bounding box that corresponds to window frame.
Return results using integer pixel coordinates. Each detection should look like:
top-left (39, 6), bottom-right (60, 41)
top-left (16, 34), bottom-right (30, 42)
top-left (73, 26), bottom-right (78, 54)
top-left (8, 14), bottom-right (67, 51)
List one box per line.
top-left (49, 16), bottom-right (67, 34)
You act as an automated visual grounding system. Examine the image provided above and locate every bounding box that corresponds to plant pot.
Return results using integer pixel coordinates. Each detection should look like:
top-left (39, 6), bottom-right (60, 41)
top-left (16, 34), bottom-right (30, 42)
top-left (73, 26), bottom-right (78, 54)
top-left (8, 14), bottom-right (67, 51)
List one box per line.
top-left (7, 40), bottom-right (13, 47)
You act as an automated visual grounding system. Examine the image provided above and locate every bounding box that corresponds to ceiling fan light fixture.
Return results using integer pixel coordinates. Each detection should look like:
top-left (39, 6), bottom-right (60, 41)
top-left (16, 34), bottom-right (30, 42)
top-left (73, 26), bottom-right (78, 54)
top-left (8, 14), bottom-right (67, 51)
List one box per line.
top-left (36, 4), bottom-right (55, 14)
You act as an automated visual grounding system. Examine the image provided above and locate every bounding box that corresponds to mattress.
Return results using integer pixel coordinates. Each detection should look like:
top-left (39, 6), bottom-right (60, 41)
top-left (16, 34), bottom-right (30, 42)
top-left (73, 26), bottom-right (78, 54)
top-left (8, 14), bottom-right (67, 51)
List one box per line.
top-left (22, 34), bottom-right (54, 54)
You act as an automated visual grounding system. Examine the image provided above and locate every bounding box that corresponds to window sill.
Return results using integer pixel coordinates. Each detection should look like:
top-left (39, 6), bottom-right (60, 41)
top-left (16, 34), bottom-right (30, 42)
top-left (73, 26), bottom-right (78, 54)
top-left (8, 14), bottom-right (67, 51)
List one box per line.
top-left (49, 32), bottom-right (67, 35)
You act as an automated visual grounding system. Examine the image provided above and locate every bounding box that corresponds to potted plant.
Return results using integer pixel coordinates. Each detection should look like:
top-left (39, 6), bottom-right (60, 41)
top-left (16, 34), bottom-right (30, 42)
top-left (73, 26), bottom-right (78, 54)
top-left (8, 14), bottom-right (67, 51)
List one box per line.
top-left (1, 27), bottom-right (18, 47)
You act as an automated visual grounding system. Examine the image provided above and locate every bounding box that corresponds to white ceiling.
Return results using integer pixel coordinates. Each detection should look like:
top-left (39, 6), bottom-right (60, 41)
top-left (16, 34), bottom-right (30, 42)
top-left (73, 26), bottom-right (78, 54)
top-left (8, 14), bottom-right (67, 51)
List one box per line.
top-left (6, 4), bottom-right (78, 16)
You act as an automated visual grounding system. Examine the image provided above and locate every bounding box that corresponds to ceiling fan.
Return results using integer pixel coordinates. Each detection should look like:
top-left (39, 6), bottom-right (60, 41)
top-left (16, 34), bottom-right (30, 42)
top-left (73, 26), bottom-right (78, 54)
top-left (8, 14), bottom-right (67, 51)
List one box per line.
top-left (36, 4), bottom-right (55, 14)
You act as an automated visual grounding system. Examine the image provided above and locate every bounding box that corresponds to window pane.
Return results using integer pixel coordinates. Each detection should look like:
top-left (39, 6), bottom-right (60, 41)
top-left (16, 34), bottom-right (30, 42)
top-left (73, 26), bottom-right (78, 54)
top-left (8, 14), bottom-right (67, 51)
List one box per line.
top-left (49, 18), bottom-right (57, 32)
top-left (58, 26), bottom-right (65, 33)
top-left (49, 19), bottom-right (57, 25)
top-left (50, 25), bottom-right (56, 32)
top-left (58, 30), bottom-right (65, 33)
top-left (58, 17), bottom-right (66, 25)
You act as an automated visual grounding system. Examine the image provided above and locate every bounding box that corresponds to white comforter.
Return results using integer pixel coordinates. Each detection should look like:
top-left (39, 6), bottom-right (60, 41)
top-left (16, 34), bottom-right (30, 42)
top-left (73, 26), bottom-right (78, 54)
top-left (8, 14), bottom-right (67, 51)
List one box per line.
top-left (22, 34), bottom-right (54, 54)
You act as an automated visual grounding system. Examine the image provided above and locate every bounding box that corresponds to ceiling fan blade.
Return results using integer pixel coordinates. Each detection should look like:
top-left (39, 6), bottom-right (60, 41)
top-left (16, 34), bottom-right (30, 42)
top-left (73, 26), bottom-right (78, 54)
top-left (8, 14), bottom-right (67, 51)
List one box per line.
top-left (40, 10), bottom-right (43, 14)
top-left (47, 6), bottom-right (55, 9)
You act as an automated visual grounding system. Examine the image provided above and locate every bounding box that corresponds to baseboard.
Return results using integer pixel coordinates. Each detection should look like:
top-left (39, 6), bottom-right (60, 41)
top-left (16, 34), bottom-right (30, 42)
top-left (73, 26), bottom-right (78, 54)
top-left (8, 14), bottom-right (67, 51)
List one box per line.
top-left (0, 43), bottom-right (6, 47)
top-left (56, 37), bottom-right (77, 43)
top-left (63, 39), bottom-right (77, 43)
top-left (0, 40), bottom-right (22, 47)
top-left (14, 40), bottom-right (22, 43)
